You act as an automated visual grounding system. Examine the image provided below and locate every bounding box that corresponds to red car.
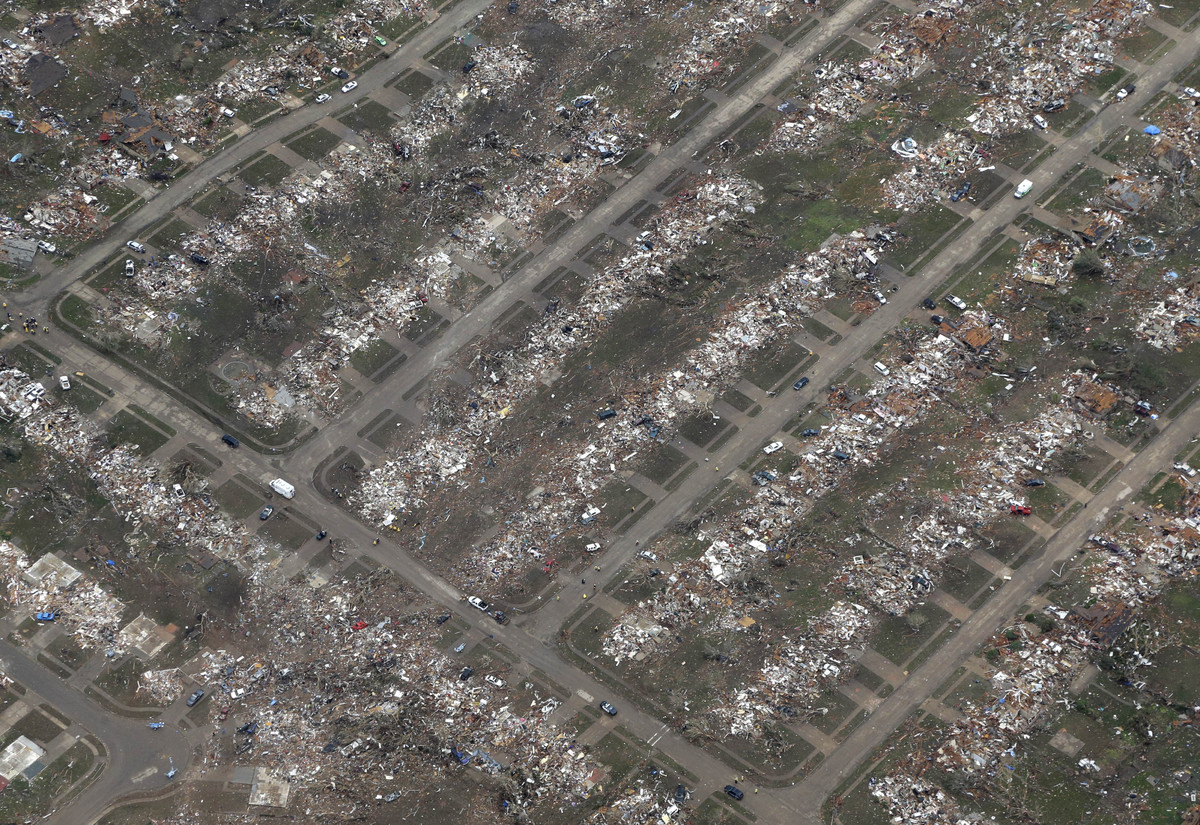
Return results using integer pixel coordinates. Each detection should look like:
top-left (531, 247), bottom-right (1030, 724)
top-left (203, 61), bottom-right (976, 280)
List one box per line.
top-left (1010, 504), bottom-right (1031, 516)
top-left (350, 620), bottom-right (368, 631)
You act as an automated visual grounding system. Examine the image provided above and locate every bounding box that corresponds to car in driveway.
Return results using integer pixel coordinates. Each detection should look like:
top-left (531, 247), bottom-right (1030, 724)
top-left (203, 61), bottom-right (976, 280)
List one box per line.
top-left (484, 675), bottom-right (505, 688)
top-left (492, 610), bottom-right (509, 625)
top-left (186, 688), bottom-right (206, 706)
top-left (922, 298), bottom-right (936, 310)
top-left (459, 667), bottom-right (473, 681)
top-left (763, 441), bottom-right (783, 454)
top-left (1010, 504), bottom-right (1032, 516)
top-left (126, 240), bottom-right (146, 253)
top-left (599, 701), bottom-right (618, 716)
top-left (125, 259), bottom-right (135, 276)
top-left (467, 595), bottom-right (489, 611)
top-left (1115, 83), bottom-right (1134, 101)
top-left (724, 785), bottom-right (744, 801)
top-left (58, 376), bottom-right (71, 390)
top-left (793, 376), bottom-right (809, 390)
top-left (258, 505), bottom-right (274, 521)
top-left (315, 93), bottom-right (331, 103)
top-left (35, 611), bottom-right (56, 622)
top-left (341, 81), bottom-right (358, 93)
top-left (800, 428), bottom-right (819, 437)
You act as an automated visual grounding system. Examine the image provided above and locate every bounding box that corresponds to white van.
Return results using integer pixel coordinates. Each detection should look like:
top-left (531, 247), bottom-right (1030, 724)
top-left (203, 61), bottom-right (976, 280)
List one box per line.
top-left (873, 362), bottom-right (891, 376)
top-left (269, 478), bottom-right (295, 499)
top-left (1014, 179), bottom-right (1033, 198)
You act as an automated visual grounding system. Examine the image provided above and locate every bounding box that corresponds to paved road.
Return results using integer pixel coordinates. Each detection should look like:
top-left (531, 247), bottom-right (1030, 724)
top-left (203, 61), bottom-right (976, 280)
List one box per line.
top-left (0, 640), bottom-right (190, 825)
top-left (14, 0), bottom-right (493, 314)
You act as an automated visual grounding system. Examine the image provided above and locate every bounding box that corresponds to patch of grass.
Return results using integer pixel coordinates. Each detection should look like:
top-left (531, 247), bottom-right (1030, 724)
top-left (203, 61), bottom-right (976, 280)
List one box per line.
top-left (337, 100), bottom-right (397, 134)
top-left (237, 154), bottom-right (293, 188)
top-left (147, 218), bottom-right (192, 252)
top-left (192, 187), bottom-right (246, 221)
top-left (348, 338), bottom-right (401, 380)
top-left (59, 294), bottom-right (93, 330)
top-left (638, 444), bottom-right (691, 485)
top-left (105, 410), bottom-right (170, 456)
top-left (0, 741), bottom-right (95, 821)
top-left (259, 511), bottom-right (313, 550)
top-left (870, 602), bottom-right (951, 666)
top-left (213, 478), bottom-right (265, 519)
top-left (11, 709), bottom-right (63, 743)
top-left (885, 205), bottom-right (964, 271)
top-left (390, 69), bottom-right (436, 100)
top-left (283, 126), bottom-right (344, 161)
top-left (1122, 26), bottom-right (1168, 61)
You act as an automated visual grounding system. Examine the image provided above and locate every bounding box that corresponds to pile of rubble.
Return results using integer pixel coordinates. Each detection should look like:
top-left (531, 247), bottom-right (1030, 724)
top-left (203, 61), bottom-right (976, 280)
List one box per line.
top-left (22, 402), bottom-right (264, 567)
top-left (1008, 236), bottom-right (1081, 287)
top-left (870, 773), bottom-right (971, 825)
top-left (177, 568), bottom-right (601, 818)
top-left (137, 667), bottom-right (185, 704)
top-left (357, 432), bottom-right (475, 523)
top-left (0, 540), bottom-right (125, 651)
top-left (964, 0), bottom-right (1150, 136)
top-left (883, 132), bottom-right (991, 210)
top-left (1134, 283), bottom-right (1200, 349)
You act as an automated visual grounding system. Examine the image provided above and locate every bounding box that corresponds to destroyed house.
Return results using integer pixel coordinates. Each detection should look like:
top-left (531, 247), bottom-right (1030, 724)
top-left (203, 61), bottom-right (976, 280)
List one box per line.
top-left (22, 53), bottom-right (67, 96)
top-left (1104, 176), bottom-right (1162, 214)
top-left (1074, 382), bottom-right (1118, 416)
top-left (1072, 601), bottom-right (1134, 647)
top-left (958, 325), bottom-right (993, 352)
top-left (36, 14), bottom-right (80, 46)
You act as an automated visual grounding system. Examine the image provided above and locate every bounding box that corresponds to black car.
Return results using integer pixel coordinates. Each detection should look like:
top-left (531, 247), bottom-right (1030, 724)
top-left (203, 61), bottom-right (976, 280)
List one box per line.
top-left (675, 784), bottom-right (688, 803)
top-left (190, 252), bottom-right (210, 266)
top-left (931, 314), bottom-right (944, 325)
top-left (1024, 479), bottom-right (1046, 487)
top-left (793, 376), bottom-right (810, 390)
top-left (316, 530), bottom-right (328, 540)
top-left (800, 428), bottom-right (819, 437)
top-left (600, 701), bottom-right (618, 716)
top-left (436, 614), bottom-right (451, 625)
top-left (259, 505), bottom-right (274, 521)
top-left (333, 68), bottom-right (350, 79)
top-left (922, 298), bottom-right (936, 310)
top-left (186, 688), bottom-right (205, 707)
top-left (222, 434), bottom-right (239, 448)
top-left (459, 667), bottom-right (473, 681)
top-left (493, 610), bottom-right (509, 625)
top-left (724, 785), bottom-right (744, 801)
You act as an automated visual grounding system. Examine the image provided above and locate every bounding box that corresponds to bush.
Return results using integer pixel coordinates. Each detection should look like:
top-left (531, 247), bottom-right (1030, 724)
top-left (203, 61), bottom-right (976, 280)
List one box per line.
top-left (1072, 249), bottom-right (1105, 279)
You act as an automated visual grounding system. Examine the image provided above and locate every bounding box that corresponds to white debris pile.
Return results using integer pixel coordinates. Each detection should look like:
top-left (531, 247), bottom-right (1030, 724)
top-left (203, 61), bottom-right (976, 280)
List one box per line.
top-left (662, 0), bottom-right (810, 90)
top-left (199, 569), bottom-right (600, 815)
top-left (1008, 236), bottom-right (1080, 287)
top-left (937, 632), bottom-right (1085, 771)
top-left (964, 0), bottom-right (1150, 135)
top-left (1077, 516), bottom-right (1200, 610)
top-left (357, 433), bottom-right (475, 522)
top-left (716, 601), bottom-right (871, 736)
top-left (0, 540), bottom-right (126, 651)
top-left (75, 0), bottom-right (142, 30)
top-left (0, 367), bottom-right (54, 420)
top-left (603, 593), bottom-right (693, 666)
top-left (215, 53), bottom-right (302, 103)
top-left (137, 668), bottom-right (185, 704)
top-left (882, 131), bottom-right (991, 210)
top-left (464, 45), bottom-right (536, 93)
top-left (848, 516), bottom-right (972, 616)
top-left (23, 406), bottom-right (262, 565)
top-left (235, 387), bottom-right (294, 430)
top-left (1133, 284), bottom-right (1200, 349)
top-left (871, 774), bottom-right (973, 825)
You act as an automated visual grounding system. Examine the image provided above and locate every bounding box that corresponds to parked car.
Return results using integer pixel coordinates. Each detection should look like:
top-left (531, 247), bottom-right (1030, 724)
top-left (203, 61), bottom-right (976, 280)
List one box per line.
top-left (316, 530), bottom-right (328, 540)
top-left (800, 428), bottom-right (819, 437)
top-left (950, 181), bottom-right (971, 201)
top-left (492, 610), bottom-right (509, 625)
top-left (763, 441), bottom-right (783, 454)
top-left (341, 81), bottom-right (358, 93)
top-left (1134, 400), bottom-right (1154, 416)
top-left (436, 614), bottom-right (451, 625)
top-left (58, 375), bottom-right (71, 390)
top-left (945, 294), bottom-right (968, 310)
top-left (35, 611), bottom-right (56, 622)
top-left (872, 290), bottom-right (887, 304)
top-left (172, 483), bottom-right (185, 498)
top-left (1024, 479), bottom-right (1046, 487)
top-left (467, 595), bottom-right (489, 611)
top-left (1115, 83), bottom-right (1135, 101)
top-left (1014, 179), bottom-right (1033, 199)
top-left (484, 675), bottom-right (505, 688)
top-left (190, 252), bottom-right (209, 266)
top-left (1032, 114), bottom-right (1048, 129)
top-left (1182, 86), bottom-right (1200, 99)
top-left (126, 240), bottom-right (146, 253)
top-left (637, 550), bottom-right (658, 562)
top-left (793, 376), bottom-right (810, 390)
top-left (37, 240), bottom-right (56, 254)
top-left (459, 667), bottom-right (473, 681)
top-left (315, 93), bottom-right (331, 104)
top-left (222, 434), bottom-right (239, 448)
top-left (374, 36), bottom-right (388, 46)
top-left (599, 701), bottom-right (618, 716)
top-left (330, 67), bottom-right (349, 79)
top-left (724, 785), bottom-right (744, 801)
top-left (258, 505), bottom-right (274, 520)
top-left (1010, 504), bottom-right (1032, 516)
top-left (125, 260), bottom-right (135, 276)
top-left (930, 314), bottom-right (944, 325)
top-left (922, 298), bottom-right (936, 310)
top-left (186, 688), bottom-right (206, 707)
